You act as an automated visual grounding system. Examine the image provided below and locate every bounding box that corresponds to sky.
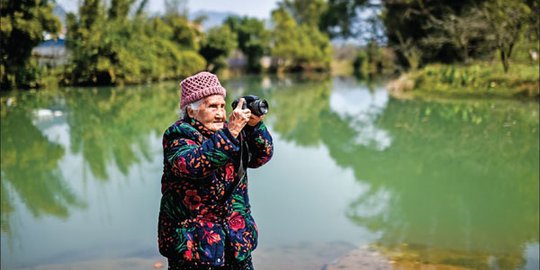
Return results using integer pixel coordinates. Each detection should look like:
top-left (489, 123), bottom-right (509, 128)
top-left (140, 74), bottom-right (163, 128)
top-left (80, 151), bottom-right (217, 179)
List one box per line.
top-left (57, 0), bottom-right (280, 19)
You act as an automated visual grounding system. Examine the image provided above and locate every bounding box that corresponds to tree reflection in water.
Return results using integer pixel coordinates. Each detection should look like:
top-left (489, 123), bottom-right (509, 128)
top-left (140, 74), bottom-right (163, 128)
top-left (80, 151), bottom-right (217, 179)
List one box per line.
top-left (0, 77), bottom-right (537, 270)
top-left (0, 83), bottom-right (178, 245)
top-left (64, 85), bottom-right (179, 180)
top-left (262, 76), bottom-right (539, 270)
top-left (1, 103), bottom-right (85, 239)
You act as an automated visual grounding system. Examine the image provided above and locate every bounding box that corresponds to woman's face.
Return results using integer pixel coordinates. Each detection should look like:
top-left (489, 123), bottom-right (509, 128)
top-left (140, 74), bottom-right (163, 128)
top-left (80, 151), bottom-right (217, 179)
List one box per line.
top-left (189, 95), bottom-right (226, 132)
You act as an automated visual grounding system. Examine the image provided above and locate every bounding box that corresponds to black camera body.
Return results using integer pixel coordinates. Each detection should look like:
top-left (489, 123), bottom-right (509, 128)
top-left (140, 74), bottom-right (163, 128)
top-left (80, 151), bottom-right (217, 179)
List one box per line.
top-left (231, 95), bottom-right (268, 116)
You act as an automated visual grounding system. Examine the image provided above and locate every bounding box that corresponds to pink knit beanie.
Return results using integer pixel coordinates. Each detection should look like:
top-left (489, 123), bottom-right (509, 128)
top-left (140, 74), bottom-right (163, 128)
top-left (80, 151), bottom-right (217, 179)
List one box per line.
top-left (180, 71), bottom-right (226, 108)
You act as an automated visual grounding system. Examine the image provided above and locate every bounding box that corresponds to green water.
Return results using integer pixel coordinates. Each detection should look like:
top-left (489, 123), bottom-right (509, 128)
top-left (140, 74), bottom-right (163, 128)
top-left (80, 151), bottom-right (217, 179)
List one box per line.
top-left (1, 76), bottom-right (538, 270)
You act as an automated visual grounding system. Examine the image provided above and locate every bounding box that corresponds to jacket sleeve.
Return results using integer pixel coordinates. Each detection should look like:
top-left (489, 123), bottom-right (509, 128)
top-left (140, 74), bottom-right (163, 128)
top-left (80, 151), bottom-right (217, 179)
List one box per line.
top-left (243, 121), bottom-right (274, 168)
top-left (164, 124), bottom-right (240, 179)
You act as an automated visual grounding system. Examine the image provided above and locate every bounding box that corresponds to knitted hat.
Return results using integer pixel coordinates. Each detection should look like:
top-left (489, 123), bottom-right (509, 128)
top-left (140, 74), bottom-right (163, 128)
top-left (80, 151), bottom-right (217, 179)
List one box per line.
top-left (180, 71), bottom-right (226, 108)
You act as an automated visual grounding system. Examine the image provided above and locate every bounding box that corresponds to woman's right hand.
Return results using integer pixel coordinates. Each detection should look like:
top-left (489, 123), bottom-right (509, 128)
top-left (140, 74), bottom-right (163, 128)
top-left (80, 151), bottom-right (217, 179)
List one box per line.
top-left (228, 98), bottom-right (251, 138)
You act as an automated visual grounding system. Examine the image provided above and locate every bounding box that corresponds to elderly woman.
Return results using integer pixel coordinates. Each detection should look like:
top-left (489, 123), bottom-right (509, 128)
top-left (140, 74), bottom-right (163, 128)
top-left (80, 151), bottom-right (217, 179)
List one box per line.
top-left (158, 72), bottom-right (274, 270)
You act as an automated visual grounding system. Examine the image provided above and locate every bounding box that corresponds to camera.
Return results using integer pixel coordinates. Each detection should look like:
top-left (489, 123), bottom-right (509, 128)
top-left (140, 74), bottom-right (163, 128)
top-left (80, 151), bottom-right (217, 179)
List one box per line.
top-left (231, 95), bottom-right (268, 116)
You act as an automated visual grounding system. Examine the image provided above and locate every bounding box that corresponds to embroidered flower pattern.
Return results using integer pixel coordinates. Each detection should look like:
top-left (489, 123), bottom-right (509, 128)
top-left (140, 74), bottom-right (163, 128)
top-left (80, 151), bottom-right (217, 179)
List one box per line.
top-left (158, 117), bottom-right (273, 266)
top-left (182, 190), bottom-right (203, 211)
top-left (228, 212), bottom-right (246, 232)
top-left (225, 162), bottom-right (235, 182)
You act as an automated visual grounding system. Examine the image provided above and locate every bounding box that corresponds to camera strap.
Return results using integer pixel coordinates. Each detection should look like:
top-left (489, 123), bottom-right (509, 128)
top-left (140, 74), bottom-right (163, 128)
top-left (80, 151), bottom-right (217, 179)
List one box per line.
top-left (220, 130), bottom-right (249, 204)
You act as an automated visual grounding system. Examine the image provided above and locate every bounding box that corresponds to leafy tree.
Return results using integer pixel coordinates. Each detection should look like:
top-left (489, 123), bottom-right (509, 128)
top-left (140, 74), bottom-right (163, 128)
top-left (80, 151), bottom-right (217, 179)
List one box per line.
top-left (422, 9), bottom-right (488, 64)
top-left (353, 40), bottom-right (395, 77)
top-left (65, 0), bottom-right (205, 85)
top-left (65, 0), bottom-right (108, 84)
top-left (162, 13), bottom-right (202, 51)
top-left (224, 16), bottom-right (270, 72)
top-left (199, 25), bottom-right (237, 73)
top-left (109, 0), bottom-right (135, 20)
top-left (270, 7), bottom-right (298, 66)
top-left (279, 0), bottom-right (326, 27)
top-left (394, 31), bottom-right (422, 70)
top-left (319, 0), bottom-right (368, 39)
top-left (270, 5), bottom-right (332, 72)
top-left (0, 0), bottom-right (61, 90)
top-left (382, 0), bottom-right (490, 65)
top-left (481, 0), bottom-right (532, 72)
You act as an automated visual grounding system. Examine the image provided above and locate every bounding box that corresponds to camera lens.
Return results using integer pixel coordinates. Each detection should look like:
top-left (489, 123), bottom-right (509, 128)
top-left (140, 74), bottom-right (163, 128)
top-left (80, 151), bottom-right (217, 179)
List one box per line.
top-left (232, 96), bottom-right (268, 116)
top-left (256, 100), bottom-right (268, 116)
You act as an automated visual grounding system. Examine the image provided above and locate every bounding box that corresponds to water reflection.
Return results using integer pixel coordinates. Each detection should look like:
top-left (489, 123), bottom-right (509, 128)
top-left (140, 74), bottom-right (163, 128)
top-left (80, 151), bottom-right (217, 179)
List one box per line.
top-left (1, 104), bottom-right (85, 238)
top-left (0, 76), bottom-right (538, 270)
top-left (63, 86), bottom-right (178, 180)
top-left (329, 78), bottom-right (391, 150)
top-left (344, 100), bottom-right (540, 269)
top-left (1, 84), bottom-right (179, 268)
top-left (261, 76), bottom-right (539, 269)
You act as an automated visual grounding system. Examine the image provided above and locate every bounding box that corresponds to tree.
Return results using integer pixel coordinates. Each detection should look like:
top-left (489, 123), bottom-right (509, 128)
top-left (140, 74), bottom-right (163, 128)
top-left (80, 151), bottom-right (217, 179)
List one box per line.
top-left (482, 0), bottom-right (532, 72)
top-left (224, 16), bottom-right (270, 72)
top-left (109, 0), bottom-right (135, 20)
top-left (395, 31), bottom-right (422, 70)
top-left (319, 0), bottom-right (368, 39)
top-left (422, 9), bottom-right (488, 64)
top-left (0, 0), bottom-right (61, 90)
top-left (162, 14), bottom-right (202, 51)
top-left (279, 0), bottom-right (326, 27)
top-left (270, 5), bottom-right (332, 72)
top-left (382, 0), bottom-right (491, 65)
top-left (66, 0), bottom-right (109, 84)
top-left (199, 25), bottom-right (237, 72)
top-left (66, 0), bottom-right (205, 85)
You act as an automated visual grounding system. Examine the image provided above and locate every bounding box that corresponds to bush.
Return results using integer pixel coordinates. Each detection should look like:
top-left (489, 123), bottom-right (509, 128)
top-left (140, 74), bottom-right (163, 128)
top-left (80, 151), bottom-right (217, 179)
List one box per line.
top-left (404, 62), bottom-right (539, 99)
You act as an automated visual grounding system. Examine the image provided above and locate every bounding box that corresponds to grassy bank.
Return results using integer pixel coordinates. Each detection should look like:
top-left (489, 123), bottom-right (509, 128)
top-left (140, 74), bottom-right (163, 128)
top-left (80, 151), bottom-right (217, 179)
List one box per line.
top-left (387, 62), bottom-right (539, 100)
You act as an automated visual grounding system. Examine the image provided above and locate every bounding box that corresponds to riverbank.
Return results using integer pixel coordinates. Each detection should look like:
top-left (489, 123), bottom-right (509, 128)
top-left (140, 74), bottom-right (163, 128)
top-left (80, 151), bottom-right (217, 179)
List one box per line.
top-left (7, 242), bottom-right (394, 270)
top-left (387, 62), bottom-right (539, 100)
top-left (14, 242), bottom-right (525, 270)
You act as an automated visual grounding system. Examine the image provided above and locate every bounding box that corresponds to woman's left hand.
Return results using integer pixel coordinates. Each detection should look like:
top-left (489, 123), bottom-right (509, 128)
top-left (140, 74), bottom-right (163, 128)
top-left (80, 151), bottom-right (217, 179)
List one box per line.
top-left (247, 114), bottom-right (265, 126)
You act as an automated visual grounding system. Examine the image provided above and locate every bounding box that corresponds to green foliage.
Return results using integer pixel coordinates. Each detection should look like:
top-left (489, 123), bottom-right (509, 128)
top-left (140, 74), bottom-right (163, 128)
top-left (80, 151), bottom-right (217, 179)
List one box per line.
top-left (319, 0), bottom-right (368, 38)
top-left (482, 0), bottom-right (532, 72)
top-left (353, 42), bottom-right (396, 78)
top-left (162, 14), bottom-right (202, 51)
top-left (422, 9), bottom-right (489, 64)
top-left (225, 16), bottom-right (270, 72)
top-left (65, 0), bottom-right (205, 86)
top-left (407, 62), bottom-right (539, 99)
top-left (270, 6), bottom-right (332, 72)
top-left (279, 0), bottom-right (327, 27)
top-left (199, 25), bottom-right (237, 73)
top-left (109, 0), bottom-right (135, 20)
top-left (382, 0), bottom-right (537, 71)
top-left (382, 0), bottom-right (491, 65)
top-left (0, 0), bottom-right (61, 90)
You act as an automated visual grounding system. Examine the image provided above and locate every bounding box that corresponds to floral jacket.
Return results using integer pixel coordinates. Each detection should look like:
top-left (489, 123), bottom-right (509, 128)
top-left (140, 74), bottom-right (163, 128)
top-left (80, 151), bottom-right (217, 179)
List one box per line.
top-left (158, 116), bottom-right (273, 267)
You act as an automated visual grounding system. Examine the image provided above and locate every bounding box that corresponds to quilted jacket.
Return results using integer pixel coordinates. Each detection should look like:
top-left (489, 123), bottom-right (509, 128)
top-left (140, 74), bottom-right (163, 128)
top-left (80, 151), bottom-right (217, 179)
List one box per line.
top-left (158, 116), bottom-right (273, 266)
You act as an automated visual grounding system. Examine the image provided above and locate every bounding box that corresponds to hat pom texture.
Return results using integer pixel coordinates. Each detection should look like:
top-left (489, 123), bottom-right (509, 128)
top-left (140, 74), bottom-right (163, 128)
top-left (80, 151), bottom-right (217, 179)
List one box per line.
top-left (180, 72), bottom-right (227, 108)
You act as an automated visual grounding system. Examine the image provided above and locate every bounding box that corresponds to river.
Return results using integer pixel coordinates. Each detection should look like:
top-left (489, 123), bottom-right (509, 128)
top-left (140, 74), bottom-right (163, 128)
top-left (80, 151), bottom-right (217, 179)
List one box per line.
top-left (1, 75), bottom-right (538, 270)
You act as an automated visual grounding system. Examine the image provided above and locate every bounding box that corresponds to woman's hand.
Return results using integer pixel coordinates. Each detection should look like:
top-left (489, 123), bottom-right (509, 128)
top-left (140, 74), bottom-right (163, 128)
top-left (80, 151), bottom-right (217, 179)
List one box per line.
top-left (228, 98), bottom-right (251, 138)
top-left (247, 114), bottom-right (265, 126)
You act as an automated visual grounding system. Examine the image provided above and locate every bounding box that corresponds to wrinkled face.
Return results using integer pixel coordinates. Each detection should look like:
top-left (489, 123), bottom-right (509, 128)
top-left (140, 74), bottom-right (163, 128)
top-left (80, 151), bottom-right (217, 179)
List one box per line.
top-left (189, 95), bottom-right (226, 132)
